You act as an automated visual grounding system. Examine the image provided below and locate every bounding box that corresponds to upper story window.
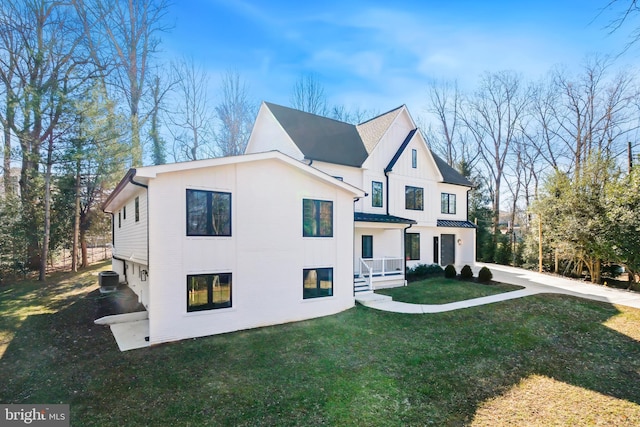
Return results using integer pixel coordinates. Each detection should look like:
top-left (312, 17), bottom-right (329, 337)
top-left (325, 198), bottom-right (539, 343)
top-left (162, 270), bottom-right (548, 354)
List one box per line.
top-left (441, 193), bottom-right (457, 214)
top-left (118, 212), bottom-right (121, 228)
top-left (303, 199), bottom-right (333, 237)
top-left (135, 197), bottom-right (140, 222)
top-left (405, 186), bottom-right (424, 211)
top-left (123, 205), bottom-right (126, 220)
top-left (186, 189), bottom-right (232, 236)
top-left (372, 181), bottom-right (383, 208)
top-left (411, 149), bottom-right (417, 168)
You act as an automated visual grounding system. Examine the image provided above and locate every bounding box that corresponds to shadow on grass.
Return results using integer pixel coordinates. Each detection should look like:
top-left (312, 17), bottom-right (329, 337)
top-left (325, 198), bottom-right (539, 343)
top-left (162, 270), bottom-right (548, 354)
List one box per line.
top-left (1, 278), bottom-right (639, 425)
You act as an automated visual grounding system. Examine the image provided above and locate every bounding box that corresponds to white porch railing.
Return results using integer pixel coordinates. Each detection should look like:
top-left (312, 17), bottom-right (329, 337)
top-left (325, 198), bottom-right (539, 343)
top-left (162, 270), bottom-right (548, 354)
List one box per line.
top-left (355, 257), bottom-right (404, 278)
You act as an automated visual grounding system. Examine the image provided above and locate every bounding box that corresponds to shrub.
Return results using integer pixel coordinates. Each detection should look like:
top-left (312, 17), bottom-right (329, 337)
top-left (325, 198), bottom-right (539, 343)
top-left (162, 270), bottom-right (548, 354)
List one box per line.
top-left (478, 266), bottom-right (493, 283)
top-left (460, 265), bottom-right (473, 280)
top-left (406, 263), bottom-right (444, 281)
top-left (444, 264), bottom-right (457, 278)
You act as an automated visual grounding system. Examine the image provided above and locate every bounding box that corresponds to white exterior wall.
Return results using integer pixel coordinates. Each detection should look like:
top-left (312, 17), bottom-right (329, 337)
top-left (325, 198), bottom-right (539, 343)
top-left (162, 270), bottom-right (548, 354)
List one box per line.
top-left (147, 158), bottom-right (356, 344)
top-left (437, 183), bottom-right (469, 222)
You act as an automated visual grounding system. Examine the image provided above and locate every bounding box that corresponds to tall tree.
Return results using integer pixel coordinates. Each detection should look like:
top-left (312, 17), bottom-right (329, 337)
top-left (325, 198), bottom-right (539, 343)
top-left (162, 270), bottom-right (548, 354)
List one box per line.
top-left (461, 71), bottom-right (529, 240)
top-left (0, 0), bottom-right (97, 274)
top-left (290, 73), bottom-right (328, 115)
top-left (215, 70), bottom-right (255, 157)
top-left (80, 0), bottom-right (170, 166)
top-left (426, 80), bottom-right (462, 167)
top-left (167, 57), bottom-right (215, 161)
top-left (149, 73), bottom-right (172, 165)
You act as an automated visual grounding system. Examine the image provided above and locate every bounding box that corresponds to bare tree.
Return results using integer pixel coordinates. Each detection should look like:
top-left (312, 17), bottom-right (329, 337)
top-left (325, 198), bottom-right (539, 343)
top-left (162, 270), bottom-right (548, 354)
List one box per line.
top-left (80, 0), bottom-right (170, 166)
top-left (167, 57), bottom-right (215, 161)
top-left (461, 71), bottom-right (529, 238)
top-left (551, 57), bottom-right (638, 174)
top-left (330, 104), bottom-right (376, 124)
top-left (215, 70), bottom-right (255, 156)
top-left (148, 73), bottom-right (173, 165)
top-left (426, 80), bottom-right (462, 167)
top-left (290, 73), bottom-right (328, 115)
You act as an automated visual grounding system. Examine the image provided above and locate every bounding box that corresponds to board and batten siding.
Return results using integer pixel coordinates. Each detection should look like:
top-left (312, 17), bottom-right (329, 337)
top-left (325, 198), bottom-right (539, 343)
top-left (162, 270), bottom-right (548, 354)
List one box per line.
top-left (146, 157), bottom-right (356, 344)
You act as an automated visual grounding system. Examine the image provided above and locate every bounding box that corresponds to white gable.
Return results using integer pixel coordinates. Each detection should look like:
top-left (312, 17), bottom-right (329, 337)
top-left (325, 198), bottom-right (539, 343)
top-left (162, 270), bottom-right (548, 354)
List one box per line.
top-left (245, 103), bottom-right (304, 159)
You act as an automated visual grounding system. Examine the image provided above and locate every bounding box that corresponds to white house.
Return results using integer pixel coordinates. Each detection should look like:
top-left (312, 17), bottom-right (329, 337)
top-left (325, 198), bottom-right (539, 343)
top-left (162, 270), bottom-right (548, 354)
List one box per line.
top-left (246, 102), bottom-right (476, 292)
top-left (103, 151), bottom-right (365, 345)
top-left (103, 102), bottom-right (475, 345)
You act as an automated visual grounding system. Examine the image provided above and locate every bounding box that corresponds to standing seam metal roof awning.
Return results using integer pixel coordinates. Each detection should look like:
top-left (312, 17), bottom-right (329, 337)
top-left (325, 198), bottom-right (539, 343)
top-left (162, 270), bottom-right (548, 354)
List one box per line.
top-left (354, 212), bottom-right (417, 224)
top-left (437, 219), bottom-right (477, 228)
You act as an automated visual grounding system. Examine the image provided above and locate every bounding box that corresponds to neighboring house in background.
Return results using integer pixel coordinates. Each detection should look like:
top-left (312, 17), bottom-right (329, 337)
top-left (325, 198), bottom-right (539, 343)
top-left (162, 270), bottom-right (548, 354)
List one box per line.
top-left (246, 102), bottom-right (476, 292)
top-left (103, 151), bottom-right (364, 345)
top-left (103, 101), bottom-right (475, 345)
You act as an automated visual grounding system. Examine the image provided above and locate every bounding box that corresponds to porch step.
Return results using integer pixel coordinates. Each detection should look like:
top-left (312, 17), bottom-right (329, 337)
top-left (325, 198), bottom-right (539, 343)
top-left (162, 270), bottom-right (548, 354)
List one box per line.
top-left (354, 283), bottom-right (371, 293)
top-left (355, 293), bottom-right (393, 306)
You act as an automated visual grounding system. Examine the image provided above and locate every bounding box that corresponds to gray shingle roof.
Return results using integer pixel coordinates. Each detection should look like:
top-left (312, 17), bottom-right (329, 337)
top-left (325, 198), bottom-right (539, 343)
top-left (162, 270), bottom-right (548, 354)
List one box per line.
top-left (355, 212), bottom-right (416, 224)
top-left (265, 102), bottom-right (369, 167)
top-left (437, 219), bottom-right (477, 228)
top-left (430, 151), bottom-right (474, 187)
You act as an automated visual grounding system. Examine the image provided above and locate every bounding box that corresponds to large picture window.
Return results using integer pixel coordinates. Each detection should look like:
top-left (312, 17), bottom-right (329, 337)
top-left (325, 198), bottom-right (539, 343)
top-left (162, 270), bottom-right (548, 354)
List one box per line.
top-left (303, 268), bottom-right (333, 299)
top-left (441, 193), bottom-right (457, 214)
top-left (187, 273), bottom-right (232, 312)
top-left (187, 189), bottom-right (231, 236)
top-left (406, 233), bottom-right (420, 261)
top-left (372, 181), bottom-right (383, 208)
top-left (303, 199), bottom-right (333, 237)
top-left (405, 186), bottom-right (424, 210)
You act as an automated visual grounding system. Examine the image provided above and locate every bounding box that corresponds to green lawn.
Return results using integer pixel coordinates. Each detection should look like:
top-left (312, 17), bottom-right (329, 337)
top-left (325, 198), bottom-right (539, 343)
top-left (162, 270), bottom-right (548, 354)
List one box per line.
top-left (1, 263), bottom-right (640, 426)
top-left (376, 277), bottom-right (523, 304)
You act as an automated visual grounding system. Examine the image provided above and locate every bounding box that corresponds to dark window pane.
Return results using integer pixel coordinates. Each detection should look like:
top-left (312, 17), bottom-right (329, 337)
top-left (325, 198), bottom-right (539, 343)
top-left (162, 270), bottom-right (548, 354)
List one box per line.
top-left (372, 181), bottom-right (383, 208)
top-left (362, 235), bottom-right (373, 258)
top-left (303, 268), bottom-right (333, 299)
top-left (211, 192), bottom-right (231, 236)
top-left (187, 190), bottom-right (208, 235)
top-left (406, 186), bottom-right (424, 210)
top-left (187, 273), bottom-right (232, 312)
top-left (135, 197), bottom-right (140, 222)
top-left (412, 149), bottom-right (417, 168)
top-left (303, 199), bottom-right (332, 237)
top-left (405, 233), bottom-right (420, 260)
top-left (187, 275), bottom-right (209, 310)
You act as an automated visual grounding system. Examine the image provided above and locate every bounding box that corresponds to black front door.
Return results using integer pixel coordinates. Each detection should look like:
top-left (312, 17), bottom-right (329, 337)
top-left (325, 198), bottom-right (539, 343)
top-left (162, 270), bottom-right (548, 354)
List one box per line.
top-left (440, 234), bottom-right (455, 266)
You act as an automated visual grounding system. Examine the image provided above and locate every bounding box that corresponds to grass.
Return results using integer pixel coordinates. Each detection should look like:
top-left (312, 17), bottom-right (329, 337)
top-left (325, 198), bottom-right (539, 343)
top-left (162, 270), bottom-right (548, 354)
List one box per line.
top-left (1, 262), bottom-right (639, 426)
top-left (376, 277), bottom-right (523, 304)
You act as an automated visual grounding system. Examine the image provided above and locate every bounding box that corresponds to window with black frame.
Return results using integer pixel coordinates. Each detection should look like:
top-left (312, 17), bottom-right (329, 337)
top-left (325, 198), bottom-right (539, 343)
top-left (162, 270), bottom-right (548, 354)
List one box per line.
top-left (186, 189), bottom-right (231, 236)
top-left (303, 268), bottom-right (333, 299)
top-left (405, 186), bottom-right (424, 210)
top-left (441, 193), bottom-right (456, 214)
top-left (303, 199), bottom-right (333, 237)
top-left (187, 273), bottom-right (232, 312)
top-left (372, 181), bottom-right (383, 208)
top-left (405, 233), bottom-right (420, 260)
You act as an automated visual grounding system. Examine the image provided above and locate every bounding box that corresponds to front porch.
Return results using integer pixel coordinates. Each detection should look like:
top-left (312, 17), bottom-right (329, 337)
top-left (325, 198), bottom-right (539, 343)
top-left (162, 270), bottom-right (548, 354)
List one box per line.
top-left (354, 257), bottom-right (406, 293)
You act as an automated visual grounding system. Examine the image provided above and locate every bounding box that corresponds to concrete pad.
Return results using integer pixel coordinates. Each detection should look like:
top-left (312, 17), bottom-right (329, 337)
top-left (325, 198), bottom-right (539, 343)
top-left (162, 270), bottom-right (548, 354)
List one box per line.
top-left (95, 310), bottom-right (148, 325)
top-left (109, 319), bottom-right (150, 351)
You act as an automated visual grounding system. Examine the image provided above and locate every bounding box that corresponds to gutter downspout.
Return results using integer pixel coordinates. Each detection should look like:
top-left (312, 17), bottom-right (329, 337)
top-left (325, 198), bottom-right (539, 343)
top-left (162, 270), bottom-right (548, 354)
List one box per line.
top-left (384, 170), bottom-right (390, 215)
top-left (128, 173), bottom-right (149, 273)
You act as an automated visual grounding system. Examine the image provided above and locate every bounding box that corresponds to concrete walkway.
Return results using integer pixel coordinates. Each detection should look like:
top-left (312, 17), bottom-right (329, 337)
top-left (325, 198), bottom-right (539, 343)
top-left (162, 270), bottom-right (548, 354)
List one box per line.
top-left (355, 263), bottom-right (640, 313)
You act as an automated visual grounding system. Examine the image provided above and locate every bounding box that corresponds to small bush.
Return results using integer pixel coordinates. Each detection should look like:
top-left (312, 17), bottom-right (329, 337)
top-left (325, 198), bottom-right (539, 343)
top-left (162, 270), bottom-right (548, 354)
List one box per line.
top-left (444, 264), bottom-right (457, 278)
top-left (478, 266), bottom-right (493, 283)
top-left (406, 263), bottom-right (444, 281)
top-left (460, 265), bottom-right (474, 280)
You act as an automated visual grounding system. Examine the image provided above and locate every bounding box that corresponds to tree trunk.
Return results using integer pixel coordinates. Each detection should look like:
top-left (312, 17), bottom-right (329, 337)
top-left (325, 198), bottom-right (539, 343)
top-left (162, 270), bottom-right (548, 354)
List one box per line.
top-left (39, 135), bottom-right (55, 281)
top-left (71, 156), bottom-right (81, 272)
top-left (80, 226), bottom-right (88, 268)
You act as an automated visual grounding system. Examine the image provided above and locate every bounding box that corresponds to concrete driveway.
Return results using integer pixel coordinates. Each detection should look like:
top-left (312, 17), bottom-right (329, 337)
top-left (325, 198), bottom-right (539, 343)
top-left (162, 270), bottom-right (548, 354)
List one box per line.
top-left (356, 263), bottom-right (640, 313)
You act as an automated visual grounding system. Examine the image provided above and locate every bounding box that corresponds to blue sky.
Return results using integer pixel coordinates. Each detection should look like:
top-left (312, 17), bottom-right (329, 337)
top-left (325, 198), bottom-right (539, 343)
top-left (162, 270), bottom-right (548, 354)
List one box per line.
top-left (163, 0), bottom-right (637, 117)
